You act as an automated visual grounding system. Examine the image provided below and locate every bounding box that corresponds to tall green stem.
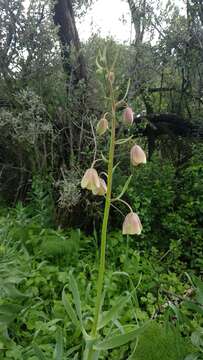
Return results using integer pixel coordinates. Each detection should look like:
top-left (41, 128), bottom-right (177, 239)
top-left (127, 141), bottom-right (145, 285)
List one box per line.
top-left (85, 82), bottom-right (116, 360)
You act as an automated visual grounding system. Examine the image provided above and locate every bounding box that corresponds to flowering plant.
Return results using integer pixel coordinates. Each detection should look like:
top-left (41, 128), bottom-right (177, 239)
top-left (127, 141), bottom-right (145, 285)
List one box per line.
top-left (63, 48), bottom-right (147, 360)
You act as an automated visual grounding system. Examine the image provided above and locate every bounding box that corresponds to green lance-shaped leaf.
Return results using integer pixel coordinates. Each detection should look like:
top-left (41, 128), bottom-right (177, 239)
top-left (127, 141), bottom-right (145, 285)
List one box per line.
top-left (62, 285), bottom-right (79, 328)
top-left (33, 343), bottom-right (46, 360)
top-left (68, 272), bottom-right (89, 339)
top-left (115, 136), bottom-right (134, 145)
top-left (101, 46), bottom-right (107, 64)
top-left (98, 295), bottom-right (130, 330)
top-left (115, 175), bottom-right (133, 200)
top-left (122, 78), bottom-right (131, 102)
top-left (101, 152), bottom-right (108, 163)
top-left (69, 272), bottom-right (83, 324)
top-left (94, 324), bottom-right (148, 351)
top-left (54, 328), bottom-right (64, 360)
top-left (116, 79), bottom-right (131, 106)
top-left (112, 162), bottom-right (120, 174)
top-left (96, 56), bottom-right (103, 71)
top-left (66, 345), bottom-right (81, 358)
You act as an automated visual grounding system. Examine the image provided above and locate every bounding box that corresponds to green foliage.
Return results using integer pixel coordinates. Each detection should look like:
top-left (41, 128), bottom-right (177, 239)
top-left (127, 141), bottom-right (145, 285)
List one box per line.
top-left (111, 146), bottom-right (203, 271)
top-left (0, 206), bottom-right (202, 359)
top-left (0, 0), bottom-right (202, 358)
top-left (131, 323), bottom-right (194, 360)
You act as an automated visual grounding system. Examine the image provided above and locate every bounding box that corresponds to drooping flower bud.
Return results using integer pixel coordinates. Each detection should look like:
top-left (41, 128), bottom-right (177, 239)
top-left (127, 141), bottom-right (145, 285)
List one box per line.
top-left (122, 212), bottom-right (142, 235)
top-left (92, 178), bottom-right (107, 196)
top-left (108, 71), bottom-right (115, 83)
top-left (96, 117), bottom-right (108, 136)
top-left (123, 107), bottom-right (134, 126)
top-left (130, 144), bottom-right (146, 166)
top-left (81, 168), bottom-right (100, 193)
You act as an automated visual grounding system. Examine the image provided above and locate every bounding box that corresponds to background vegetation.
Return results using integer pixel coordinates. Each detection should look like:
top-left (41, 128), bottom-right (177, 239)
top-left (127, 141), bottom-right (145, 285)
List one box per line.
top-left (0, 0), bottom-right (202, 359)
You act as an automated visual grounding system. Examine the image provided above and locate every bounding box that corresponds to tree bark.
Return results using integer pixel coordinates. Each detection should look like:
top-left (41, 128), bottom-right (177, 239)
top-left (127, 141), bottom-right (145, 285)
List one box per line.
top-left (128, 0), bottom-right (147, 45)
top-left (54, 0), bottom-right (87, 83)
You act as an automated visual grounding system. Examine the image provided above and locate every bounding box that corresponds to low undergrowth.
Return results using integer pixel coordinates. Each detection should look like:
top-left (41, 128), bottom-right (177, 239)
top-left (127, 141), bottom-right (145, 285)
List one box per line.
top-left (0, 206), bottom-right (202, 359)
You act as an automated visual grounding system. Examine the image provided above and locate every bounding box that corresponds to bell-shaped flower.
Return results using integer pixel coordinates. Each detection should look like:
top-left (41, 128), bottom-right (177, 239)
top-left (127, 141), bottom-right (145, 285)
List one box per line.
top-left (130, 144), bottom-right (146, 166)
top-left (81, 168), bottom-right (100, 193)
top-left (123, 107), bottom-right (134, 125)
top-left (122, 212), bottom-right (142, 235)
top-left (96, 117), bottom-right (108, 136)
top-left (92, 178), bottom-right (107, 196)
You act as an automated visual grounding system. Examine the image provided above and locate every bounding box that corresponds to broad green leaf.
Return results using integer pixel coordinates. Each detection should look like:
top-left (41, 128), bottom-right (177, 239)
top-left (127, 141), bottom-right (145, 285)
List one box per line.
top-left (0, 304), bottom-right (22, 314)
top-left (62, 286), bottom-right (79, 328)
top-left (0, 304), bottom-right (22, 325)
top-left (4, 284), bottom-right (28, 299)
top-left (98, 296), bottom-right (129, 330)
top-left (94, 324), bottom-right (148, 350)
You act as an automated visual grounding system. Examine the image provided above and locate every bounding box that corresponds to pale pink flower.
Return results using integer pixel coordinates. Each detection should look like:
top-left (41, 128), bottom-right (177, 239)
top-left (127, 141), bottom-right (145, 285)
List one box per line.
top-left (96, 117), bottom-right (108, 136)
top-left (81, 168), bottom-right (100, 192)
top-left (92, 178), bottom-right (107, 196)
top-left (123, 107), bottom-right (134, 125)
top-left (130, 144), bottom-right (146, 166)
top-left (122, 212), bottom-right (142, 235)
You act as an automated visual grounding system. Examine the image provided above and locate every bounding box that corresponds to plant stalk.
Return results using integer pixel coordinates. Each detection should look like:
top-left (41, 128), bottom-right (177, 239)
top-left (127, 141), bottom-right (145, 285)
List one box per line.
top-left (85, 81), bottom-right (116, 360)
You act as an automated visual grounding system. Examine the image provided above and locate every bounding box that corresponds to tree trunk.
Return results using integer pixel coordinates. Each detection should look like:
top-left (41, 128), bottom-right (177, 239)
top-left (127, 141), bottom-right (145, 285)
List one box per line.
top-left (54, 0), bottom-right (87, 83)
top-left (128, 0), bottom-right (146, 45)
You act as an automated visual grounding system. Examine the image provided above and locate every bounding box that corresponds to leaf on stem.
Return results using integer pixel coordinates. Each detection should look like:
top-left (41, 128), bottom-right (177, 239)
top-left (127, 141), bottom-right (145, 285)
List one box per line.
top-left (62, 285), bottom-right (79, 328)
top-left (98, 295), bottom-right (130, 330)
top-left (94, 323), bottom-right (149, 350)
top-left (115, 175), bottom-right (132, 200)
top-left (115, 136), bottom-right (134, 145)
